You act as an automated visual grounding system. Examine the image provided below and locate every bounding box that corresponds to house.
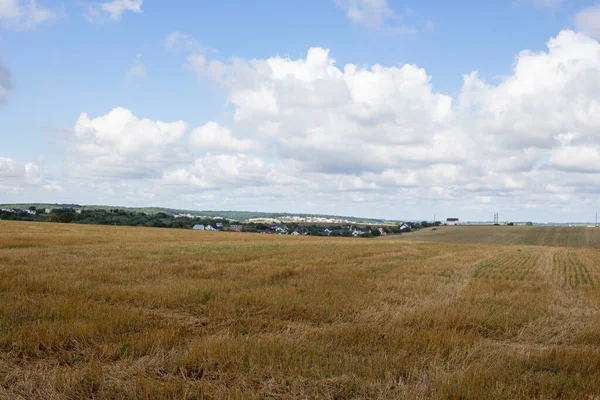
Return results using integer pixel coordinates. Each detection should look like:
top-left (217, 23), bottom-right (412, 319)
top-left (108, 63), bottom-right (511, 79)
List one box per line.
top-left (193, 224), bottom-right (204, 231)
top-left (352, 229), bottom-right (365, 237)
top-left (45, 208), bottom-right (52, 213)
top-left (271, 224), bottom-right (289, 234)
top-left (378, 227), bottom-right (387, 236)
top-left (216, 222), bottom-right (223, 228)
top-left (75, 209), bottom-right (82, 214)
top-left (205, 225), bottom-right (217, 231)
top-left (229, 222), bottom-right (243, 232)
top-left (399, 223), bottom-right (411, 232)
top-left (446, 218), bottom-right (460, 226)
top-left (323, 228), bottom-right (331, 236)
top-left (291, 231), bottom-right (301, 236)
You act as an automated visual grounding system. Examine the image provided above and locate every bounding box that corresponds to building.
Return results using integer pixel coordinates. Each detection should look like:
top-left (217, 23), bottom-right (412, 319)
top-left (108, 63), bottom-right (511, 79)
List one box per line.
top-left (205, 225), bottom-right (217, 231)
top-left (193, 224), bottom-right (204, 231)
top-left (216, 222), bottom-right (223, 228)
top-left (229, 222), bottom-right (243, 232)
top-left (446, 218), bottom-right (460, 226)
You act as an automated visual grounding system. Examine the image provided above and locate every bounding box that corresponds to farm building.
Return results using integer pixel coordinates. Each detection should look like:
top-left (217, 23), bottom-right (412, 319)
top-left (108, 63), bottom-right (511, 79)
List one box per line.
top-left (229, 222), bottom-right (243, 232)
top-left (446, 218), bottom-right (460, 226)
top-left (192, 225), bottom-right (204, 231)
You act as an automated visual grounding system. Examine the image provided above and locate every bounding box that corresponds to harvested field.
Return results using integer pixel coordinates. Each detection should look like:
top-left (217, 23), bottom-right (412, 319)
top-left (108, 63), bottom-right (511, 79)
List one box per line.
top-left (396, 225), bottom-right (600, 248)
top-left (1, 221), bottom-right (600, 399)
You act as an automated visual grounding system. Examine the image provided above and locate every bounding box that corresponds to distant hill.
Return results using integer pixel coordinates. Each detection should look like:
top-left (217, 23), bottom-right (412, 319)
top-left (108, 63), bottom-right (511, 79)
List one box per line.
top-left (0, 203), bottom-right (394, 224)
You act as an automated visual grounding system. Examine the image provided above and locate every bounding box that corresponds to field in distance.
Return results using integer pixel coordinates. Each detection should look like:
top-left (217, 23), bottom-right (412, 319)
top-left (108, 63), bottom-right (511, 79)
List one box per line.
top-left (397, 225), bottom-right (600, 248)
top-left (2, 221), bottom-right (600, 399)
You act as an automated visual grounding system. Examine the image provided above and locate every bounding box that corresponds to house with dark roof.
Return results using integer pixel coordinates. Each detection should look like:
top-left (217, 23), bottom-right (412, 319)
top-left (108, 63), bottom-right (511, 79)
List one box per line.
top-left (229, 222), bottom-right (243, 232)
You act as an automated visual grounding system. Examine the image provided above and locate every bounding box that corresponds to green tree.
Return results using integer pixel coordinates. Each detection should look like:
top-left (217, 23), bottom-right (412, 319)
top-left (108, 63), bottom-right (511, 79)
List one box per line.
top-left (28, 206), bottom-right (37, 211)
top-left (525, 221), bottom-right (533, 226)
top-left (58, 213), bottom-right (73, 223)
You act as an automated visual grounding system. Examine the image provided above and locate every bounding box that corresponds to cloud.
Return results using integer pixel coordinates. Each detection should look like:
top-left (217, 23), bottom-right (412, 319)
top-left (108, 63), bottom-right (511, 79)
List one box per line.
top-left (190, 122), bottom-right (256, 153)
top-left (126, 55), bottom-right (146, 81)
top-left (164, 31), bottom-right (207, 54)
top-left (163, 29), bottom-right (600, 217)
top-left (162, 154), bottom-right (272, 189)
top-left (0, 56), bottom-right (11, 102)
top-left (0, 0), bottom-right (57, 29)
top-left (335, 0), bottom-right (394, 28)
top-left (70, 107), bottom-right (189, 179)
top-left (575, 4), bottom-right (600, 38)
top-left (85, 0), bottom-right (142, 23)
top-left (334, 0), bottom-right (415, 33)
top-left (549, 146), bottom-right (600, 172)
top-left (190, 46), bottom-right (460, 175)
top-left (0, 157), bottom-right (42, 186)
top-left (9, 28), bottom-right (600, 220)
top-left (531, 0), bottom-right (564, 9)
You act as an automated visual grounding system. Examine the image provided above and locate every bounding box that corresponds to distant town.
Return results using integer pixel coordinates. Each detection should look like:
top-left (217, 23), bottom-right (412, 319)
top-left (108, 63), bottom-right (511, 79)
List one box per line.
top-left (2, 204), bottom-right (595, 236)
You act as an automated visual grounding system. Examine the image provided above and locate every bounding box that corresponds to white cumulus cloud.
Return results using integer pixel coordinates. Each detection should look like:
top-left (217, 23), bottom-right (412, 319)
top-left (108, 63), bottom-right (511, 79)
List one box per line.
top-left (23, 28), bottom-right (600, 220)
top-left (0, 0), bottom-right (57, 29)
top-left (85, 0), bottom-right (142, 22)
top-left (70, 107), bottom-right (189, 179)
top-left (575, 4), bottom-right (600, 38)
top-left (190, 122), bottom-right (256, 154)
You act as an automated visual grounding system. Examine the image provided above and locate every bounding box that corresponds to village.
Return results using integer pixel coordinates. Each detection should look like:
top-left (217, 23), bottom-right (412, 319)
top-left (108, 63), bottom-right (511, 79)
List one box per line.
top-left (191, 220), bottom-right (449, 237)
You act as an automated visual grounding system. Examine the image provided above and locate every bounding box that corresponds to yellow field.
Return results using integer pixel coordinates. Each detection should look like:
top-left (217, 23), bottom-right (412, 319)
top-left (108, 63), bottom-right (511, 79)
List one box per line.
top-left (398, 225), bottom-right (600, 248)
top-left (1, 221), bottom-right (600, 399)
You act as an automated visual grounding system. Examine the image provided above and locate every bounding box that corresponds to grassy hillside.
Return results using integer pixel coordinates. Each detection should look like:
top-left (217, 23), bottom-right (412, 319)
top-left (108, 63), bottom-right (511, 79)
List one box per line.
top-left (0, 203), bottom-right (391, 223)
top-left (1, 221), bottom-right (600, 399)
top-left (396, 225), bottom-right (600, 248)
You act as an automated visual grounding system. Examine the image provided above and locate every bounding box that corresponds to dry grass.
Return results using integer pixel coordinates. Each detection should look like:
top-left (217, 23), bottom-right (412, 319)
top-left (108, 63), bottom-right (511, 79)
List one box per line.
top-left (1, 221), bottom-right (600, 399)
top-left (397, 225), bottom-right (600, 248)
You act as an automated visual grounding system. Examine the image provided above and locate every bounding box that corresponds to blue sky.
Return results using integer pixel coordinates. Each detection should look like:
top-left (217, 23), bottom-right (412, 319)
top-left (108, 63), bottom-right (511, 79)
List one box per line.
top-left (2, 0), bottom-right (600, 222)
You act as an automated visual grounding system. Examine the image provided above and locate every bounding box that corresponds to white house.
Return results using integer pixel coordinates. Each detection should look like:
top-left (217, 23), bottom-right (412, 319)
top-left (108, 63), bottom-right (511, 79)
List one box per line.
top-left (205, 225), bottom-right (217, 231)
top-left (352, 229), bottom-right (365, 237)
top-left (193, 224), bottom-right (204, 231)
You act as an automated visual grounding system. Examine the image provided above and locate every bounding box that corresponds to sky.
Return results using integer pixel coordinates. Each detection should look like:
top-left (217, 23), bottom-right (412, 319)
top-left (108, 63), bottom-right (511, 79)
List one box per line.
top-left (2, 0), bottom-right (600, 222)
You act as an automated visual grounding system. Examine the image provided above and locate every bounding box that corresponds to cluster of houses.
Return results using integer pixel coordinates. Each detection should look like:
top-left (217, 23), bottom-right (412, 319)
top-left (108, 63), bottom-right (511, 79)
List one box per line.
top-left (1, 208), bottom-right (38, 215)
top-left (192, 222), bottom-right (402, 237)
top-left (192, 222), bottom-right (245, 232)
top-left (248, 216), bottom-right (354, 224)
